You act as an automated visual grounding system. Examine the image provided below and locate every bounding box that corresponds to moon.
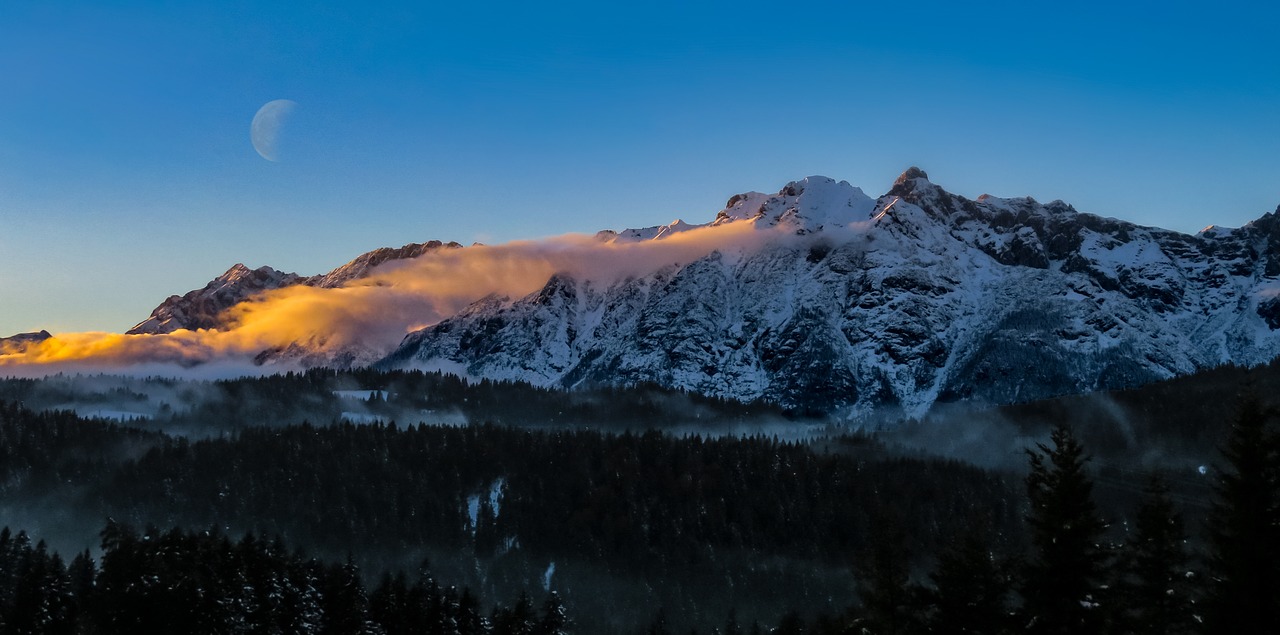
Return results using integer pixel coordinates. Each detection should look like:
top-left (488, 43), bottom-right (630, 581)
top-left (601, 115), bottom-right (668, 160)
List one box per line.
top-left (250, 99), bottom-right (297, 162)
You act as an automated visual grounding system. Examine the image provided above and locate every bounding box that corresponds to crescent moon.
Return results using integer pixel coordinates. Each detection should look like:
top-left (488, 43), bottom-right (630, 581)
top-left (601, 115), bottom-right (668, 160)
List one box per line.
top-left (250, 99), bottom-right (298, 162)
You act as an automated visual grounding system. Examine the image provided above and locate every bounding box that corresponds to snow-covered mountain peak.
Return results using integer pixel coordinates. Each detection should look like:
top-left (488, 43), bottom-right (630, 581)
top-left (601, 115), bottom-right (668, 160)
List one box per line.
top-left (223, 263), bottom-right (252, 277)
top-left (879, 167), bottom-right (955, 223)
top-left (214, 263), bottom-right (293, 285)
top-left (714, 191), bottom-right (772, 224)
top-left (893, 166), bottom-right (930, 186)
top-left (887, 166), bottom-right (938, 197)
top-left (1199, 224), bottom-right (1234, 239)
top-left (710, 175), bottom-right (876, 234)
top-left (600, 175), bottom-right (875, 242)
top-left (216, 263), bottom-right (285, 286)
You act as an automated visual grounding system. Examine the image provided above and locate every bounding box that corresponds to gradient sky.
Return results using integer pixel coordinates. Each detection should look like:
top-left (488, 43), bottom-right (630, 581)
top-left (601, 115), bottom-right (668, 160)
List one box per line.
top-left (2, 0), bottom-right (1279, 336)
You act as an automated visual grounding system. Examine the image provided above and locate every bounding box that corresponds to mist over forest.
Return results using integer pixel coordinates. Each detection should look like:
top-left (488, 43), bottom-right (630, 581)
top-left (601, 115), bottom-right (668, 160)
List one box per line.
top-left (1, 359), bottom-right (1277, 632)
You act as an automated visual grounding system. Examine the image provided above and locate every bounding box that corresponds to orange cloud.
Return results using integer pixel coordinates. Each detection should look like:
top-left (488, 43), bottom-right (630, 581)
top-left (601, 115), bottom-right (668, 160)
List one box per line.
top-left (1, 220), bottom-right (781, 376)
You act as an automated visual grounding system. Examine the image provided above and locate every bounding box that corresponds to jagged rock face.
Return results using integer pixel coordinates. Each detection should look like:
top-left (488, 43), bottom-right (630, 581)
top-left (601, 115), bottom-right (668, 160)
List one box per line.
top-left (383, 169), bottom-right (1280, 419)
top-left (303, 240), bottom-right (461, 288)
top-left (128, 264), bottom-right (303, 334)
top-left (127, 241), bottom-right (462, 335)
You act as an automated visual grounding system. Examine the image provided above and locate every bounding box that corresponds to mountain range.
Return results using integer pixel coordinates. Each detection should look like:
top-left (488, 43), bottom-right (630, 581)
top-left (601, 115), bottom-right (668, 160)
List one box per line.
top-left (17, 168), bottom-right (1280, 419)
top-left (381, 168), bottom-right (1280, 417)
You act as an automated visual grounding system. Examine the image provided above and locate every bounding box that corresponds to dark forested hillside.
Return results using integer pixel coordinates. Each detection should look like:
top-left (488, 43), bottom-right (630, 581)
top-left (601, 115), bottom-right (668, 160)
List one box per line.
top-left (2, 359), bottom-right (1279, 631)
top-left (0, 399), bottom-right (1018, 632)
top-left (4, 399), bottom-right (1277, 633)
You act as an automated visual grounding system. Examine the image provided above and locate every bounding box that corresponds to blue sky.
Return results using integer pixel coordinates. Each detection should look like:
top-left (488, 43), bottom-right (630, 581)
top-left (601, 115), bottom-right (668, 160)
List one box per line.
top-left (2, 1), bottom-right (1279, 335)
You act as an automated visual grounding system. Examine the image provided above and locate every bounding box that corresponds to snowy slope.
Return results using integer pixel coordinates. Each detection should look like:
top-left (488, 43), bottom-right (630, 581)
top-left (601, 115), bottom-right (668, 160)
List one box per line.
top-left (381, 168), bottom-right (1280, 418)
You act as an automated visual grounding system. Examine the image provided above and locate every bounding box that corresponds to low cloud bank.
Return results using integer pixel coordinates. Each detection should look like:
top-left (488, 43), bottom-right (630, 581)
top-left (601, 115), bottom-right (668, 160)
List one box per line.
top-left (2, 221), bottom-right (791, 377)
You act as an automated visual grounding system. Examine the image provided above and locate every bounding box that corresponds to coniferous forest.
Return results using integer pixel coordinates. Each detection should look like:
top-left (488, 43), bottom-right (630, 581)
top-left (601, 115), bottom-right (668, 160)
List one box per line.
top-left (0, 362), bottom-right (1278, 633)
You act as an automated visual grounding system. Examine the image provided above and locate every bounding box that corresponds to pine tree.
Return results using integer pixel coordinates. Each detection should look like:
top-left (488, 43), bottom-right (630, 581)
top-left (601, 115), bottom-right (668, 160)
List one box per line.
top-left (370, 572), bottom-right (410, 635)
top-left (535, 591), bottom-right (569, 635)
top-left (923, 529), bottom-right (1014, 634)
top-left (320, 558), bottom-right (384, 635)
top-left (474, 498), bottom-right (500, 558)
top-left (1021, 424), bottom-right (1109, 635)
top-left (7, 540), bottom-right (74, 635)
top-left (286, 560), bottom-right (326, 635)
top-left (95, 520), bottom-right (150, 635)
top-left (66, 549), bottom-right (95, 628)
top-left (854, 526), bottom-right (922, 635)
top-left (440, 585), bottom-right (464, 635)
top-left (494, 591), bottom-right (536, 635)
top-left (1204, 396), bottom-right (1280, 633)
top-left (645, 608), bottom-right (673, 635)
top-left (456, 587), bottom-right (487, 635)
top-left (772, 610), bottom-right (806, 634)
top-left (1112, 476), bottom-right (1196, 635)
top-left (722, 609), bottom-right (742, 635)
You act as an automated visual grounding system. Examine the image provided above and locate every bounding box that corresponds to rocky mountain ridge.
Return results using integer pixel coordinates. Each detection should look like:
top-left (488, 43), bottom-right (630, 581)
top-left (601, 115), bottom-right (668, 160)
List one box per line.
top-left (381, 169), bottom-right (1280, 418)
top-left (105, 168), bottom-right (1280, 418)
top-left (127, 240), bottom-right (463, 335)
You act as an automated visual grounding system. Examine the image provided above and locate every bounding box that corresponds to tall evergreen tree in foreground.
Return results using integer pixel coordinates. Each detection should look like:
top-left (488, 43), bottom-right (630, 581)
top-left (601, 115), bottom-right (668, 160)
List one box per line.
top-left (535, 591), bottom-right (569, 635)
top-left (923, 528), bottom-right (1014, 635)
top-left (1021, 424), bottom-right (1109, 635)
top-left (853, 516), bottom-right (919, 635)
top-left (1112, 476), bottom-right (1196, 635)
top-left (1204, 396), bottom-right (1280, 633)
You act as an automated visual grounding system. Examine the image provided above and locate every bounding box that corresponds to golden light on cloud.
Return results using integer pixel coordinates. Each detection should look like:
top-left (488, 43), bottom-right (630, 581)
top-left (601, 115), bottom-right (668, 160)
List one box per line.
top-left (1, 221), bottom-right (775, 376)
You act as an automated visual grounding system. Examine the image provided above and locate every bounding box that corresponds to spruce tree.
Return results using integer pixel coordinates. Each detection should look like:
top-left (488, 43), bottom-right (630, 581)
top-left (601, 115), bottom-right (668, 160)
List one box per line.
top-left (772, 610), bottom-right (806, 634)
top-left (722, 608), bottom-right (742, 635)
top-left (1112, 476), bottom-right (1196, 635)
top-left (370, 572), bottom-right (410, 635)
top-left (7, 540), bottom-right (74, 635)
top-left (320, 558), bottom-right (384, 635)
top-left (854, 521), bottom-right (922, 635)
top-left (535, 591), bottom-right (569, 635)
top-left (456, 588), bottom-right (487, 635)
top-left (924, 529), bottom-right (1014, 634)
top-left (645, 608), bottom-right (673, 635)
top-left (1021, 424), bottom-right (1109, 634)
top-left (1204, 396), bottom-right (1280, 633)
top-left (493, 591), bottom-right (536, 635)
top-left (66, 550), bottom-right (95, 628)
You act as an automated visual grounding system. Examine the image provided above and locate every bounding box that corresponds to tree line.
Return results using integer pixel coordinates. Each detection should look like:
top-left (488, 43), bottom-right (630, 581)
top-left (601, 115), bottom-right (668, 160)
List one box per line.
top-left (0, 521), bottom-right (568, 634)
